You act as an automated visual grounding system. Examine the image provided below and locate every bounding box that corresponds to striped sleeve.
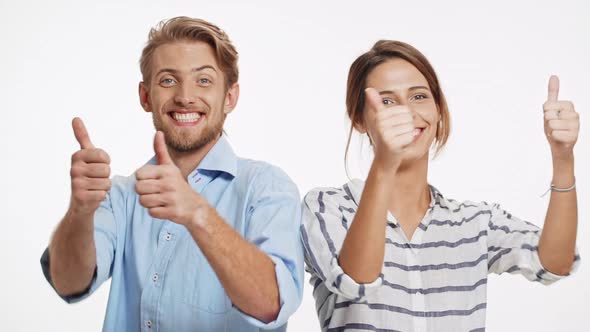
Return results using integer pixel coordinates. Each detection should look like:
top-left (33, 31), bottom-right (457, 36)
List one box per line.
top-left (486, 203), bottom-right (580, 284)
top-left (300, 188), bottom-right (382, 301)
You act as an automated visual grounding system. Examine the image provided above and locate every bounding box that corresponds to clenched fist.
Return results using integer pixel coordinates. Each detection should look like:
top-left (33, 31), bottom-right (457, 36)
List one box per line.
top-left (69, 118), bottom-right (112, 215)
top-left (544, 76), bottom-right (580, 160)
top-left (135, 132), bottom-right (208, 226)
top-left (364, 87), bottom-right (416, 170)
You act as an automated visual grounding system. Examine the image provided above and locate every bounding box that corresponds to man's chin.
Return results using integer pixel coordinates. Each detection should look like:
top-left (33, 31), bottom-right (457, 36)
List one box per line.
top-left (166, 133), bottom-right (221, 153)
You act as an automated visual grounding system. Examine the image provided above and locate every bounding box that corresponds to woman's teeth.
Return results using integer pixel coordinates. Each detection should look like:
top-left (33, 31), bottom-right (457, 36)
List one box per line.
top-left (172, 112), bottom-right (201, 122)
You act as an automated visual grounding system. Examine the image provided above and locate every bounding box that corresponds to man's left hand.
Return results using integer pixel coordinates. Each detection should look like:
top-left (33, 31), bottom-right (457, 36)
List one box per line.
top-left (135, 131), bottom-right (208, 226)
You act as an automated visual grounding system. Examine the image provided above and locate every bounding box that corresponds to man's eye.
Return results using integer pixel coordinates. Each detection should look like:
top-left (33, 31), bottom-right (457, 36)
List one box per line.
top-left (199, 78), bottom-right (211, 85)
top-left (160, 78), bottom-right (176, 86)
top-left (383, 98), bottom-right (394, 105)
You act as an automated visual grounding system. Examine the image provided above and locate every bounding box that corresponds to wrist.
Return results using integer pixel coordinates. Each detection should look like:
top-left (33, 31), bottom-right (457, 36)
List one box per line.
top-left (63, 206), bottom-right (95, 238)
top-left (551, 154), bottom-right (575, 186)
top-left (67, 202), bottom-right (95, 221)
top-left (551, 151), bottom-right (574, 167)
top-left (372, 156), bottom-right (400, 175)
top-left (187, 203), bottom-right (215, 233)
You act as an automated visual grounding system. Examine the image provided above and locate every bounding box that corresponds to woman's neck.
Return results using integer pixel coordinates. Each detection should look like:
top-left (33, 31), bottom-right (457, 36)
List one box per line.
top-left (388, 154), bottom-right (431, 230)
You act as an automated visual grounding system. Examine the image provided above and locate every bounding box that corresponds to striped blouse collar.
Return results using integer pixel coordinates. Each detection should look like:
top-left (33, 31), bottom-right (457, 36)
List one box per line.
top-left (345, 179), bottom-right (444, 227)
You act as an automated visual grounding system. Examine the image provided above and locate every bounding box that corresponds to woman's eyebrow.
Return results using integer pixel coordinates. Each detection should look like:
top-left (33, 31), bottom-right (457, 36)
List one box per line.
top-left (378, 86), bottom-right (430, 95)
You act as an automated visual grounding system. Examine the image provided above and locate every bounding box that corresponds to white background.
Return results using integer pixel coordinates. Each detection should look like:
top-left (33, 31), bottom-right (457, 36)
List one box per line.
top-left (1, 0), bottom-right (589, 331)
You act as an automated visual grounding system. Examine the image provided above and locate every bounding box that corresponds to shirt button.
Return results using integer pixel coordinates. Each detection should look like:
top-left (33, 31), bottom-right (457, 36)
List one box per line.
top-left (165, 233), bottom-right (172, 241)
top-left (152, 273), bottom-right (159, 282)
top-left (145, 320), bottom-right (152, 328)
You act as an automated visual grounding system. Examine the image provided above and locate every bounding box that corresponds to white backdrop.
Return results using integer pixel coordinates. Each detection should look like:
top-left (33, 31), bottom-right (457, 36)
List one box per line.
top-left (1, 0), bottom-right (589, 331)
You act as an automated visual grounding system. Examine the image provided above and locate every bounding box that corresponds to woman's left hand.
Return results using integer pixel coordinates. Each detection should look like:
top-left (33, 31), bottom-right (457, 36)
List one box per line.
top-left (543, 75), bottom-right (580, 161)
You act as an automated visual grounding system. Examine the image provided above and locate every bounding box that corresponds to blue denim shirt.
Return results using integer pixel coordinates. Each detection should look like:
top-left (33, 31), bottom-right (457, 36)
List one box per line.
top-left (41, 136), bottom-right (304, 331)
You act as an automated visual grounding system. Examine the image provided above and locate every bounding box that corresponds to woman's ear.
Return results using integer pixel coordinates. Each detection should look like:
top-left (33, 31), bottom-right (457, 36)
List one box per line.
top-left (353, 119), bottom-right (367, 134)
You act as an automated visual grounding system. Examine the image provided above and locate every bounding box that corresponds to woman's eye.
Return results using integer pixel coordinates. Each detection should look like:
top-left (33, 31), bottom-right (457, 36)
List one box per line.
top-left (382, 98), bottom-right (394, 105)
top-left (413, 94), bottom-right (428, 101)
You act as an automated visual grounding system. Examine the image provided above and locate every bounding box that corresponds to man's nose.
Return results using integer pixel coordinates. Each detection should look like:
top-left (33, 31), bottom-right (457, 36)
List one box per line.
top-left (174, 84), bottom-right (196, 106)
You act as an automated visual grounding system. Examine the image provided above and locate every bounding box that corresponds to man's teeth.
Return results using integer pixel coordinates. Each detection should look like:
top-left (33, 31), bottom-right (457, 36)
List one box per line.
top-left (412, 128), bottom-right (423, 137)
top-left (172, 112), bottom-right (201, 122)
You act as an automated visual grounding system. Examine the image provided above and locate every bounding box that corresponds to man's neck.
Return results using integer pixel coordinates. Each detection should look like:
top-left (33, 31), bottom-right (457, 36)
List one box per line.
top-left (168, 135), bottom-right (222, 180)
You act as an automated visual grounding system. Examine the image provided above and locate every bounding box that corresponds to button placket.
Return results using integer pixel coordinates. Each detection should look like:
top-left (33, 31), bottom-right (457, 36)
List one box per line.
top-left (405, 235), bottom-right (427, 331)
top-left (141, 228), bottom-right (182, 332)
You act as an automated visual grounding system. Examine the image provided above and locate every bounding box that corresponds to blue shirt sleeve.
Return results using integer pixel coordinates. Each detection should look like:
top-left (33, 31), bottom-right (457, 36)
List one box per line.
top-left (238, 165), bottom-right (304, 329)
top-left (40, 189), bottom-right (118, 303)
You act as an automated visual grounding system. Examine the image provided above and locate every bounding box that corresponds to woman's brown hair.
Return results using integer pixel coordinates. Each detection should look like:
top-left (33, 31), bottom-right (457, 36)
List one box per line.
top-left (345, 40), bottom-right (450, 171)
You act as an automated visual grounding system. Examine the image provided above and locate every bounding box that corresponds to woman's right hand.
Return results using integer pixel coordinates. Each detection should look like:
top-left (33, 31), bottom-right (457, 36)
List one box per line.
top-left (364, 87), bottom-right (415, 171)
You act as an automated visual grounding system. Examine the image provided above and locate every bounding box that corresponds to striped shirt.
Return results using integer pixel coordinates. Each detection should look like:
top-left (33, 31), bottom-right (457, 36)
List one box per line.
top-left (301, 179), bottom-right (580, 332)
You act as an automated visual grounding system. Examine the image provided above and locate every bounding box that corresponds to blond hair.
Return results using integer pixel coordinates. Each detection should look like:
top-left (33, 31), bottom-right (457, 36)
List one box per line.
top-left (140, 16), bottom-right (239, 89)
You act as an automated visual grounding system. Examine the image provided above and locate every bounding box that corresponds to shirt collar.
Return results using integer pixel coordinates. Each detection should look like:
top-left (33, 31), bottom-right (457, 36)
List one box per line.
top-left (348, 179), bottom-right (440, 227)
top-left (428, 184), bottom-right (443, 208)
top-left (348, 179), bottom-right (440, 208)
top-left (146, 135), bottom-right (238, 179)
top-left (193, 135), bottom-right (238, 177)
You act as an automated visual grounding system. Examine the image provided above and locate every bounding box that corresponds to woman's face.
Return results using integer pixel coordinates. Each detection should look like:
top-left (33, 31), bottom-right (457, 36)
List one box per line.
top-left (363, 58), bottom-right (440, 165)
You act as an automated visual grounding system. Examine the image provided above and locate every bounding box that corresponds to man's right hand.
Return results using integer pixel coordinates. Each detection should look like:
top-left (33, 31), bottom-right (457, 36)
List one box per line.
top-left (70, 117), bottom-right (111, 215)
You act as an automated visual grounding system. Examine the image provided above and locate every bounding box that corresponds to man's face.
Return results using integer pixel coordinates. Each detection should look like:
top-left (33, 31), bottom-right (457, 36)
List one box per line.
top-left (139, 41), bottom-right (238, 153)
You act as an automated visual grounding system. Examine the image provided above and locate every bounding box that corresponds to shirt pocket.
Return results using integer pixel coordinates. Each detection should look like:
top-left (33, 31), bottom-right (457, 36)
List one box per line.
top-left (181, 245), bottom-right (232, 314)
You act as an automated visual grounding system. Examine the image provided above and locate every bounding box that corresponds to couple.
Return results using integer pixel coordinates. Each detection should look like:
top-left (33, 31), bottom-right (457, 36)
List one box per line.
top-left (41, 16), bottom-right (580, 331)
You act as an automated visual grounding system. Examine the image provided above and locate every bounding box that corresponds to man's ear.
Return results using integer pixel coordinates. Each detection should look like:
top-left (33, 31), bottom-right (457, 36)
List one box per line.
top-left (139, 82), bottom-right (151, 113)
top-left (223, 82), bottom-right (240, 114)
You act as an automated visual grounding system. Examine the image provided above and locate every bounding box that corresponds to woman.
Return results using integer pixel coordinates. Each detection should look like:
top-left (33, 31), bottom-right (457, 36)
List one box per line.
top-left (301, 40), bottom-right (580, 331)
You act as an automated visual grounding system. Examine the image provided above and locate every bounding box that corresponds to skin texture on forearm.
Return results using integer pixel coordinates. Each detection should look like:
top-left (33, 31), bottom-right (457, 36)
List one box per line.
top-left (338, 162), bottom-right (395, 283)
top-left (538, 156), bottom-right (577, 275)
top-left (48, 208), bottom-right (97, 296)
top-left (187, 206), bottom-right (280, 323)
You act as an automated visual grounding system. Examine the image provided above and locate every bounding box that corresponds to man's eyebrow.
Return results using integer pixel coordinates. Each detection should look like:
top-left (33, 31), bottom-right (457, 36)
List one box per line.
top-left (192, 65), bottom-right (217, 73)
top-left (155, 65), bottom-right (218, 76)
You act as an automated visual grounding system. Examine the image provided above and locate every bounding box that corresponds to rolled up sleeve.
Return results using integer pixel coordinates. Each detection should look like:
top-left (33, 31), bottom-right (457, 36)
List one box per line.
top-left (239, 165), bottom-right (304, 329)
top-left (40, 191), bottom-right (117, 303)
top-left (301, 188), bottom-right (383, 302)
top-left (487, 203), bottom-right (580, 285)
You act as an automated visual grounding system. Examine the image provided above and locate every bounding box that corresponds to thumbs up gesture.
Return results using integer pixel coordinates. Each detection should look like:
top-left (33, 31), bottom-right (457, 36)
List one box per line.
top-left (364, 87), bottom-right (415, 170)
top-left (70, 118), bottom-right (112, 215)
top-left (135, 132), bottom-right (206, 226)
top-left (543, 76), bottom-right (580, 160)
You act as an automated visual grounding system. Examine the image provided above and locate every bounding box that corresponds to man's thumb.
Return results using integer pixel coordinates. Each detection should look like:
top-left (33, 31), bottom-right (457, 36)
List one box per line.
top-left (154, 131), bottom-right (173, 165)
top-left (72, 117), bottom-right (95, 149)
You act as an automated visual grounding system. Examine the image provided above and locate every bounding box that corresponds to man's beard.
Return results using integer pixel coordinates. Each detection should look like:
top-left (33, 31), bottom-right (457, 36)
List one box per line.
top-left (152, 115), bottom-right (223, 153)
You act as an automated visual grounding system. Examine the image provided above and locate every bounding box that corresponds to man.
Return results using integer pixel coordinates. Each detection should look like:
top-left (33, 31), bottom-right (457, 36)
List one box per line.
top-left (41, 16), bottom-right (303, 331)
